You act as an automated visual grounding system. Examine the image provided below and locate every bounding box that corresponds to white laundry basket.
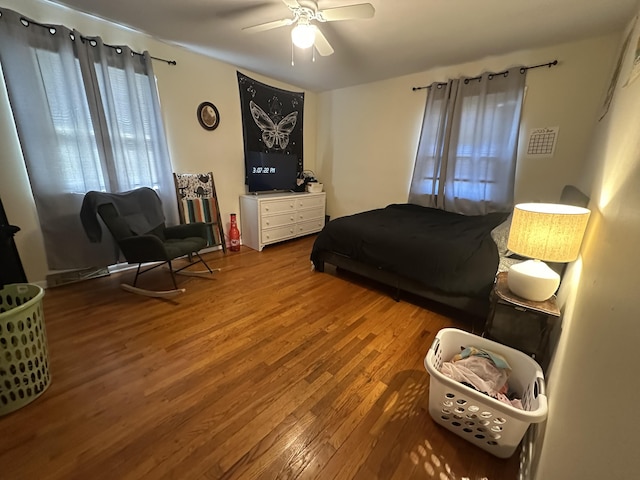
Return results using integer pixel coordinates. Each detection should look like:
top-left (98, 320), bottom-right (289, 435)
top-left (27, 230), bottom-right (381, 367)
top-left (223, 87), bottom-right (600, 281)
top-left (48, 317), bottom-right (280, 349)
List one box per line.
top-left (424, 328), bottom-right (547, 458)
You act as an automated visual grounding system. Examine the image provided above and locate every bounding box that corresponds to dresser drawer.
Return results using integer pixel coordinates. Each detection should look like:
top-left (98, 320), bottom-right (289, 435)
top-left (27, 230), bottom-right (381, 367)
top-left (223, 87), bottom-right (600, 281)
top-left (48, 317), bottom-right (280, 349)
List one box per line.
top-left (261, 211), bottom-right (296, 230)
top-left (296, 207), bottom-right (324, 223)
top-left (296, 194), bottom-right (325, 210)
top-left (297, 218), bottom-right (325, 235)
top-left (260, 198), bottom-right (296, 215)
top-left (262, 225), bottom-right (296, 244)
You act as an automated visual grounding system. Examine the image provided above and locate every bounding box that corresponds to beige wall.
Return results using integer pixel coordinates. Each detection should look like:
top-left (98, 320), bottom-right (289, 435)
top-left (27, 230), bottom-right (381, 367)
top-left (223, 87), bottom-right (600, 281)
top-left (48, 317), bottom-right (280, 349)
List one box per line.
top-left (316, 34), bottom-right (618, 220)
top-left (2, 1), bottom-right (639, 477)
top-left (0, 0), bottom-right (317, 285)
top-left (535, 13), bottom-right (640, 479)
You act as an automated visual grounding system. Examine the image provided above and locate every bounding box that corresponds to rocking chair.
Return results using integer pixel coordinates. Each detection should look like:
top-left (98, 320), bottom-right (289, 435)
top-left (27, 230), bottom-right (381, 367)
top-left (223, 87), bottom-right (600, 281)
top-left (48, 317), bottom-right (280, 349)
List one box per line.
top-left (83, 188), bottom-right (217, 297)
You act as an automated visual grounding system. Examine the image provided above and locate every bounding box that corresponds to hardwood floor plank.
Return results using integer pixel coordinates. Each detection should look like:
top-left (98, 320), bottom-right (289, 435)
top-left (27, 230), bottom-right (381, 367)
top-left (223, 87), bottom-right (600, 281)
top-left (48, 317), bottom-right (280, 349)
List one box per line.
top-left (0, 235), bottom-right (521, 479)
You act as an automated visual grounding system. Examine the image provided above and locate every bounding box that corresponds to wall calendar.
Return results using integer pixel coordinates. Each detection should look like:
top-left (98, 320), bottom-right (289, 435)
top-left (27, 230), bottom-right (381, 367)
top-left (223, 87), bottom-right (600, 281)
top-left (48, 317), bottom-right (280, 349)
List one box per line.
top-left (526, 126), bottom-right (559, 157)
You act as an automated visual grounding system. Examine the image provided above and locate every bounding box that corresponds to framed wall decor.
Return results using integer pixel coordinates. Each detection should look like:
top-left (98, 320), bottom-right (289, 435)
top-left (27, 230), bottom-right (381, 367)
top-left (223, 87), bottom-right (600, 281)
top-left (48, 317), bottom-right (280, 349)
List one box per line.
top-left (197, 101), bottom-right (220, 131)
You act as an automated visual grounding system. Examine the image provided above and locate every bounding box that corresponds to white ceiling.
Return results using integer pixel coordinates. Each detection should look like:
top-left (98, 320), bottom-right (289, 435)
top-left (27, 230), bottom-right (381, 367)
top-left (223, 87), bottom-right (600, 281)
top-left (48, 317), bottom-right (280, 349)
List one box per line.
top-left (46, 0), bottom-right (638, 91)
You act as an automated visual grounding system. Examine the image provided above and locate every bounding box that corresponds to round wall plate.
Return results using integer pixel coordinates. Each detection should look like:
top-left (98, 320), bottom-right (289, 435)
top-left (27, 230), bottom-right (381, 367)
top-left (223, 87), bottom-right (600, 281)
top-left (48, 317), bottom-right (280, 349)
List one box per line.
top-left (197, 101), bottom-right (220, 130)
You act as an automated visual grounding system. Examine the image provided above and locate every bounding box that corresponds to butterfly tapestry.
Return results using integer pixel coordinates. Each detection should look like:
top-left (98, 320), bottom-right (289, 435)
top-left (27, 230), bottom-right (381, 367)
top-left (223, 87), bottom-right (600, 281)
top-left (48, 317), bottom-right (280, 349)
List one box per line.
top-left (237, 71), bottom-right (304, 155)
top-left (249, 100), bottom-right (298, 150)
top-left (237, 71), bottom-right (304, 184)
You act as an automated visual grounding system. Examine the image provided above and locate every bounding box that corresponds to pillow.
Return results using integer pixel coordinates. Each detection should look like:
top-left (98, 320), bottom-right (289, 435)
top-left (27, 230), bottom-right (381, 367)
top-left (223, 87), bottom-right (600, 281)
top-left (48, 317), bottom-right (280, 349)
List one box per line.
top-left (497, 256), bottom-right (521, 273)
top-left (490, 215), bottom-right (512, 257)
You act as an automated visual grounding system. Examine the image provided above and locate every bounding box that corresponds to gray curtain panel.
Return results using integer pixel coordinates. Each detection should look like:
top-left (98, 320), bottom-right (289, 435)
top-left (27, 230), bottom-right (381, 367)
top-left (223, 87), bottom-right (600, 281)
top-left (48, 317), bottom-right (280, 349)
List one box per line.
top-left (0, 7), bottom-right (177, 270)
top-left (409, 68), bottom-right (526, 215)
top-left (408, 81), bottom-right (453, 209)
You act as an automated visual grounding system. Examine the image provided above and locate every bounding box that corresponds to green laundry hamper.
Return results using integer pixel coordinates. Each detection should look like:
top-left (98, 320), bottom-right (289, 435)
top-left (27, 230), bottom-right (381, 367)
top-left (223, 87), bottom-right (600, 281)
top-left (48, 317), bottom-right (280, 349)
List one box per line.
top-left (0, 283), bottom-right (51, 415)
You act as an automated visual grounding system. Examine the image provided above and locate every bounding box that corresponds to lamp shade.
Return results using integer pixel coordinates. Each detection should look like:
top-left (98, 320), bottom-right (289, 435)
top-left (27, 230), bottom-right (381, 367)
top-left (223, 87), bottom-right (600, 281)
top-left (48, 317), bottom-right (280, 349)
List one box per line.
top-left (507, 203), bottom-right (591, 263)
top-left (291, 23), bottom-right (316, 49)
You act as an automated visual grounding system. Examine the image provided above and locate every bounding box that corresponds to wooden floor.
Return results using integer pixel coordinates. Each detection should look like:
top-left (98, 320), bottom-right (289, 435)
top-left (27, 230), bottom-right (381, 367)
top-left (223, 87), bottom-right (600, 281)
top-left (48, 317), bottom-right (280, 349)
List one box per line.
top-left (0, 235), bottom-right (520, 479)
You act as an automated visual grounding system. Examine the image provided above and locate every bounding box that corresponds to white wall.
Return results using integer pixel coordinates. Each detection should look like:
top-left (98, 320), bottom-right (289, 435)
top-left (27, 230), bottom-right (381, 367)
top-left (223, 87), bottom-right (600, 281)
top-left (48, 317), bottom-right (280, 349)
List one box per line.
top-left (535, 13), bottom-right (640, 479)
top-left (0, 0), bottom-right (317, 284)
top-left (316, 35), bottom-right (619, 220)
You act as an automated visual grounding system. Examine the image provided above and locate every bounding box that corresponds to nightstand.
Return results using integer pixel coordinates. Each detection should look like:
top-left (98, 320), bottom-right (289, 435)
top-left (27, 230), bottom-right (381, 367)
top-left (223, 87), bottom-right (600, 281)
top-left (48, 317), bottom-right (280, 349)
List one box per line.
top-left (483, 271), bottom-right (560, 369)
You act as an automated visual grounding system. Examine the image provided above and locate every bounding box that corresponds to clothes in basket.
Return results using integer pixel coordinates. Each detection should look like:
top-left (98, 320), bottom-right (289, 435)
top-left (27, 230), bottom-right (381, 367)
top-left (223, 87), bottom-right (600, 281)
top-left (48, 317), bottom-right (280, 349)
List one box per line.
top-left (440, 346), bottom-right (523, 409)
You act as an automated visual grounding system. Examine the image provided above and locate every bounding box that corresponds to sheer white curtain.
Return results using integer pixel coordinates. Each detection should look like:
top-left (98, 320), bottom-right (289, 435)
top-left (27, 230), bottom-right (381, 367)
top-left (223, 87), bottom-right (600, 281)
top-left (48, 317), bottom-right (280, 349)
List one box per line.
top-left (409, 68), bottom-right (526, 215)
top-left (0, 7), bottom-right (177, 270)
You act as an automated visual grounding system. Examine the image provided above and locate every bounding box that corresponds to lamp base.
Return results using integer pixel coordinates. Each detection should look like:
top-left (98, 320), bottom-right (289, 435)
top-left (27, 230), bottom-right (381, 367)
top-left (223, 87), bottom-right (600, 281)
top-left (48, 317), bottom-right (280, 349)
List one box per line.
top-left (507, 259), bottom-right (560, 302)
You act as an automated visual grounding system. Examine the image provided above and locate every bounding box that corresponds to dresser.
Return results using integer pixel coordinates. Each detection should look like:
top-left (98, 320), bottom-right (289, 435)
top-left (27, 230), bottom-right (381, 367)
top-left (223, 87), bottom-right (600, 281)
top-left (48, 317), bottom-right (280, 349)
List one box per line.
top-left (239, 192), bottom-right (326, 251)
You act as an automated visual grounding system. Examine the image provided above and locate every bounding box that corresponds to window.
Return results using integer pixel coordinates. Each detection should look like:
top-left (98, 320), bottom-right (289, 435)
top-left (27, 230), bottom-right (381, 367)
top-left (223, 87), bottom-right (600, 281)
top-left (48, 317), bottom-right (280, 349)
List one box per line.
top-left (0, 8), bottom-right (177, 270)
top-left (409, 70), bottom-right (526, 215)
top-left (38, 49), bottom-right (104, 193)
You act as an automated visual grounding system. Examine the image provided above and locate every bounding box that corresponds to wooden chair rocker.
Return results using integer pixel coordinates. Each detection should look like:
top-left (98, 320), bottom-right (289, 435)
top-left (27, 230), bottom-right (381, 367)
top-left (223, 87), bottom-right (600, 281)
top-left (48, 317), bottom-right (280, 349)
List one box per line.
top-left (86, 188), bottom-right (217, 297)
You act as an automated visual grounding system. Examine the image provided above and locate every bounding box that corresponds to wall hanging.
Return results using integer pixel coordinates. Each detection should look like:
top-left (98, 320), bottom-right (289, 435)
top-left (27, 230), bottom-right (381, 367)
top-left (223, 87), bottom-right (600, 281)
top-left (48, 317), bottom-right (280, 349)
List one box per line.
top-left (197, 101), bottom-right (220, 130)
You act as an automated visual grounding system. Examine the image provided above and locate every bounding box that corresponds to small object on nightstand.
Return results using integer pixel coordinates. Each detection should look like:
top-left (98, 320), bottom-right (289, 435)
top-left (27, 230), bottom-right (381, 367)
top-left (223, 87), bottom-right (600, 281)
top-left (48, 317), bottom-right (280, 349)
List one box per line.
top-left (484, 271), bottom-right (560, 370)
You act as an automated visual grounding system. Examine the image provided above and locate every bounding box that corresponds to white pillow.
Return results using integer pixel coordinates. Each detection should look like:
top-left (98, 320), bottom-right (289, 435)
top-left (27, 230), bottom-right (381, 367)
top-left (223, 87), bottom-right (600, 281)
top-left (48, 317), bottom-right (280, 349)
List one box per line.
top-left (490, 215), bottom-right (512, 257)
top-left (497, 256), bottom-right (521, 273)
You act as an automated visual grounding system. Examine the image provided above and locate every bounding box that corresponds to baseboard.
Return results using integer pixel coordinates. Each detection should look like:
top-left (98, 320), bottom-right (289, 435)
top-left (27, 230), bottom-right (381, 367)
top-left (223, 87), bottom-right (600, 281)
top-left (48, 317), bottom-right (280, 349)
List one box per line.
top-left (42, 246), bottom-right (224, 289)
top-left (46, 266), bottom-right (110, 288)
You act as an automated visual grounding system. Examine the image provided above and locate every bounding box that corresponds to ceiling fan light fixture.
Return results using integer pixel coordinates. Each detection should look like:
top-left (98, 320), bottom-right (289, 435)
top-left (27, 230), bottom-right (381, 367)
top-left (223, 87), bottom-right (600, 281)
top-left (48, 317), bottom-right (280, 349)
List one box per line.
top-left (291, 23), bottom-right (316, 49)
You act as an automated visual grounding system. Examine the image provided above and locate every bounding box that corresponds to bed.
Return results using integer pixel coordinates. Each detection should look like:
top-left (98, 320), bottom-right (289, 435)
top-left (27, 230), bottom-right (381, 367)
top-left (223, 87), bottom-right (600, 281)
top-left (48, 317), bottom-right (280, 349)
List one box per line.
top-left (310, 186), bottom-right (589, 317)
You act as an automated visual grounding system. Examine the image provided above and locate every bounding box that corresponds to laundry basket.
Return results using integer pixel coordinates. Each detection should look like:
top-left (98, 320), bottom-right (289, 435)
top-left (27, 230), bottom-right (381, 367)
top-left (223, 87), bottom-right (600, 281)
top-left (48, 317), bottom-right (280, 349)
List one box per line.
top-left (424, 328), bottom-right (547, 458)
top-left (0, 283), bottom-right (51, 416)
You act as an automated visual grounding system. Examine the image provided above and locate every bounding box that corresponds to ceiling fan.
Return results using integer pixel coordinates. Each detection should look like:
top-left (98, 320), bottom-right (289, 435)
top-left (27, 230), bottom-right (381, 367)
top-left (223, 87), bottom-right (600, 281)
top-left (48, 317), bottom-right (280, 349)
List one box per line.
top-left (242, 0), bottom-right (375, 56)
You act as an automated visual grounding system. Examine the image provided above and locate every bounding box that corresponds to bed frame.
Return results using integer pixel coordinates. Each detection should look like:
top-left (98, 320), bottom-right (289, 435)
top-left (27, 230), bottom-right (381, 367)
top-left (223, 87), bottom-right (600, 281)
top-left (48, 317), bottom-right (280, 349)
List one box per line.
top-left (313, 250), bottom-right (493, 317)
top-left (312, 185), bottom-right (590, 318)
top-left (313, 251), bottom-right (491, 316)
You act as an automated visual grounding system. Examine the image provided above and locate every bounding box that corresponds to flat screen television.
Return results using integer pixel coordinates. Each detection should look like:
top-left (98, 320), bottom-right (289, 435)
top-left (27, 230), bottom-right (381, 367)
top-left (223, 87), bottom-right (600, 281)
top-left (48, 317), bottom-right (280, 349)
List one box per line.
top-left (245, 151), bottom-right (301, 193)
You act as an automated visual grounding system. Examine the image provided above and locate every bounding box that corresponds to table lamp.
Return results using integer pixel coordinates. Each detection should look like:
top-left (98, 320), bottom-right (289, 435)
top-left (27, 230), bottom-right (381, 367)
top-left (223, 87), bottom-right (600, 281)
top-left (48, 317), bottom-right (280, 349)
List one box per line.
top-left (506, 203), bottom-right (591, 301)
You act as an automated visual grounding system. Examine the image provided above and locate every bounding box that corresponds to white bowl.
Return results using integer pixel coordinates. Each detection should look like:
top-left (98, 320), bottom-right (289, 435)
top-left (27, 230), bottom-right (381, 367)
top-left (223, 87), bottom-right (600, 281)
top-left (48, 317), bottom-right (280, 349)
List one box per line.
top-left (306, 183), bottom-right (323, 193)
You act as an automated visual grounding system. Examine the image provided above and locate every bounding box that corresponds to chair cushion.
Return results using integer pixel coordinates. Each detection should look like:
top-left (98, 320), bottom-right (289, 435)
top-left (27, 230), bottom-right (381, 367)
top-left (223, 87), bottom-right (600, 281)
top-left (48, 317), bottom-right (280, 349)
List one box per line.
top-left (163, 237), bottom-right (207, 259)
top-left (146, 223), bottom-right (167, 241)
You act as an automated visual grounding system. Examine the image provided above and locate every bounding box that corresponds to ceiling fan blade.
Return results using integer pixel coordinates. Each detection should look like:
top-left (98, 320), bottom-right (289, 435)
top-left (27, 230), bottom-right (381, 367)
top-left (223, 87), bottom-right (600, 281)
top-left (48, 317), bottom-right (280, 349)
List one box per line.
top-left (317, 3), bottom-right (375, 22)
top-left (281, 0), bottom-right (301, 8)
top-left (242, 18), bottom-right (294, 33)
top-left (314, 28), bottom-right (334, 56)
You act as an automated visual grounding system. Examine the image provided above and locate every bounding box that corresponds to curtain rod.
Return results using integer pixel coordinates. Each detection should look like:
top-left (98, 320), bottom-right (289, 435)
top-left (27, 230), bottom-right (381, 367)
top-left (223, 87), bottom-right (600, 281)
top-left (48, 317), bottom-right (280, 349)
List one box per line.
top-left (412, 59), bottom-right (558, 91)
top-left (16, 14), bottom-right (177, 66)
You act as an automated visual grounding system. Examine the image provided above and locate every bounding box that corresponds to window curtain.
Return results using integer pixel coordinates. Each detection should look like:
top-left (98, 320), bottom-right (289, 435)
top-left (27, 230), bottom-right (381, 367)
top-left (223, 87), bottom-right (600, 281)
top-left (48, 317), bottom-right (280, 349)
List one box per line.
top-left (0, 7), bottom-right (177, 270)
top-left (409, 68), bottom-right (526, 215)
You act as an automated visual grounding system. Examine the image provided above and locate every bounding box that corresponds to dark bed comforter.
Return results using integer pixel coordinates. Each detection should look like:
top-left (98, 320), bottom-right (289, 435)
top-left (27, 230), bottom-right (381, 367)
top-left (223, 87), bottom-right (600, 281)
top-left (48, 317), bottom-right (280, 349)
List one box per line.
top-left (310, 203), bottom-right (508, 298)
